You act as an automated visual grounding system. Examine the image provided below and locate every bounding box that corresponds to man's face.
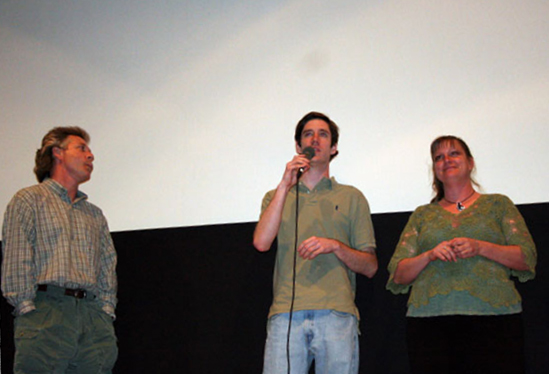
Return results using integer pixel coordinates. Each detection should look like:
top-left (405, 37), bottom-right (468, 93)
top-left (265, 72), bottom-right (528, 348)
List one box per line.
top-left (56, 135), bottom-right (95, 184)
top-left (296, 119), bottom-right (338, 165)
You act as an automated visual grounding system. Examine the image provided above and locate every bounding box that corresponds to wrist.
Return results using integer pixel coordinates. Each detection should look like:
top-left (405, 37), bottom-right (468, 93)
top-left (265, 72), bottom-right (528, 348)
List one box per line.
top-left (332, 240), bottom-right (343, 254)
top-left (475, 239), bottom-right (485, 256)
top-left (17, 300), bottom-right (36, 316)
top-left (276, 181), bottom-right (292, 194)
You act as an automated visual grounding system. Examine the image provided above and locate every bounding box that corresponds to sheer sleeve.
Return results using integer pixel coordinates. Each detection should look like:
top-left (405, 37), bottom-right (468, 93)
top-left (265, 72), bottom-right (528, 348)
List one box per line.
top-left (386, 210), bottom-right (421, 295)
top-left (499, 196), bottom-right (537, 281)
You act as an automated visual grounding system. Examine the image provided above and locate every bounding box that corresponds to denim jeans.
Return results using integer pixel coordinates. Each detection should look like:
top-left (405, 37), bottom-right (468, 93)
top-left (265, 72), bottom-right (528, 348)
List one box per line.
top-left (262, 309), bottom-right (359, 374)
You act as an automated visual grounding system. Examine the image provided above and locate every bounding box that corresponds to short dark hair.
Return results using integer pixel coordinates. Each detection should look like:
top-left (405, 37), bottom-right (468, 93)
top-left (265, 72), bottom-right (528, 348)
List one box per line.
top-left (34, 126), bottom-right (90, 182)
top-left (294, 111), bottom-right (339, 160)
top-left (430, 135), bottom-right (479, 203)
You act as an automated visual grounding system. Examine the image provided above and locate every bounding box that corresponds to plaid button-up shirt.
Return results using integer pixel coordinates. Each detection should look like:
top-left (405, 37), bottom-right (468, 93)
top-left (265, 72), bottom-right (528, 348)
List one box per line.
top-left (1, 178), bottom-right (117, 317)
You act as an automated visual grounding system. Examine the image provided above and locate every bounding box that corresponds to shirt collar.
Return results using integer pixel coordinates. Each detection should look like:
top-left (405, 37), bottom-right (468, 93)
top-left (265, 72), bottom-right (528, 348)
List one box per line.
top-left (42, 178), bottom-right (88, 204)
top-left (298, 176), bottom-right (337, 193)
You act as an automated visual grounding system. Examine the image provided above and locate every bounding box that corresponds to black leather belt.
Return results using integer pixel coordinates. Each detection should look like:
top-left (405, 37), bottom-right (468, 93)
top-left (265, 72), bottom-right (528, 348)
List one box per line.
top-left (37, 284), bottom-right (88, 299)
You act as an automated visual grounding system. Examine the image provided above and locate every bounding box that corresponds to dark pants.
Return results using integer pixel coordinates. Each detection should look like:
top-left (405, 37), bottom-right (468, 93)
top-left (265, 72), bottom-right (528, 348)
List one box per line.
top-left (406, 314), bottom-right (525, 374)
top-left (13, 285), bottom-right (118, 374)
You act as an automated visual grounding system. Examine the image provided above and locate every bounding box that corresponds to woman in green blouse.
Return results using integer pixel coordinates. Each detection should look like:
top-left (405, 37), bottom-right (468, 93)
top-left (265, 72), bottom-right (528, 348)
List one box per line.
top-left (387, 135), bottom-right (537, 374)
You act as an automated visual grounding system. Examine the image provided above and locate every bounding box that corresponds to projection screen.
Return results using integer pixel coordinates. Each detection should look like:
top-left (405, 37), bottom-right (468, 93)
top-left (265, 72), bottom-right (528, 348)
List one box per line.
top-left (1, 0), bottom-right (548, 232)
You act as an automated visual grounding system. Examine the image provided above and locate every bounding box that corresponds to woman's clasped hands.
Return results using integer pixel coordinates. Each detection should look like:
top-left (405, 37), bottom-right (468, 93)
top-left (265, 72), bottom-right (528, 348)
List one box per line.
top-left (429, 238), bottom-right (481, 262)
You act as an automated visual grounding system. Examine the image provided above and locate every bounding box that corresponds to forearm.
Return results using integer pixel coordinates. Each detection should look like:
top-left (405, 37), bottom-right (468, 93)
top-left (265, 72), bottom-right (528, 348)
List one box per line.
top-left (478, 241), bottom-right (529, 271)
top-left (451, 237), bottom-right (530, 271)
top-left (253, 183), bottom-right (290, 252)
top-left (1, 243), bottom-right (37, 315)
top-left (392, 251), bottom-right (431, 285)
top-left (96, 271), bottom-right (117, 318)
top-left (334, 243), bottom-right (378, 278)
top-left (97, 275), bottom-right (118, 318)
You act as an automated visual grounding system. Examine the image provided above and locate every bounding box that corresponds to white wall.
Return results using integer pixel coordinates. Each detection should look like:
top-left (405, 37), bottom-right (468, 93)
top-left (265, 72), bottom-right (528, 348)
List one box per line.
top-left (1, 0), bottom-right (548, 232)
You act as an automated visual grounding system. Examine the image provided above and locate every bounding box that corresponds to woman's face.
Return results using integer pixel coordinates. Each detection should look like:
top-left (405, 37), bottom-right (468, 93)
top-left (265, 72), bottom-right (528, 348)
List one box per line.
top-left (432, 140), bottom-right (474, 185)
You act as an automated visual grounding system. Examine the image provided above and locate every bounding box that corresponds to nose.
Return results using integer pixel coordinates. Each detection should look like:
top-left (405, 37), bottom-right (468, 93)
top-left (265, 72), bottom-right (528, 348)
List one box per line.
top-left (87, 151), bottom-right (95, 161)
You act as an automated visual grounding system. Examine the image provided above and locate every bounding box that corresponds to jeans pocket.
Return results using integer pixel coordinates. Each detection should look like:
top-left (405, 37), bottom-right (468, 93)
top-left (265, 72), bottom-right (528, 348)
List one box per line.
top-left (15, 303), bottom-right (52, 330)
top-left (14, 325), bottom-right (40, 340)
top-left (329, 310), bottom-right (352, 319)
top-left (266, 313), bottom-right (284, 333)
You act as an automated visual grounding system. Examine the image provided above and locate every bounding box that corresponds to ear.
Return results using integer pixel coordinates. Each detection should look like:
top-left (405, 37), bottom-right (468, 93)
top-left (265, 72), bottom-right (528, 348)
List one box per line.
top-left (52, 146), bottom-right (63, 161)
top-left (468, 157), bottom-right (475, 171)
top-left (330, 143), bottom-right (338, 156)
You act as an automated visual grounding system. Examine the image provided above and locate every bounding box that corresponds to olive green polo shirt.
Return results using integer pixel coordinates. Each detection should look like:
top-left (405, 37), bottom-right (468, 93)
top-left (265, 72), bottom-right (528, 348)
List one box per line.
top-left (260, 177), bottom-right (376, 319)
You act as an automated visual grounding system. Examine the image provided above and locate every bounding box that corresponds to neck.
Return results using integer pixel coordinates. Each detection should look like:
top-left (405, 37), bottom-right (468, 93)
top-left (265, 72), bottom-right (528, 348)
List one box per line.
top-left (50, 173), bottom-right (80, 202)
top-left (442, 180), bottom-right (475, 203)
top-left (301, 164), bottom-right (330, 190)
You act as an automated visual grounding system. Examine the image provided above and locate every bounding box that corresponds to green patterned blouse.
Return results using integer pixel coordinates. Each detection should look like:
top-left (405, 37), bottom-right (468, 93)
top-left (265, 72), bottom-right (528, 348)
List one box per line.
top-left (386, 194), bottom-right (537, 317)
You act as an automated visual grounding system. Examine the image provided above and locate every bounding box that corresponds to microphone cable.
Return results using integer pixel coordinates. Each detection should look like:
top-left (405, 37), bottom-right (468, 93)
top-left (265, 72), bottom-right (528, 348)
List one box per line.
top-left (286, 178), bottom-right (300, 374)
top-left (286, 148), bottom-right (314, 374)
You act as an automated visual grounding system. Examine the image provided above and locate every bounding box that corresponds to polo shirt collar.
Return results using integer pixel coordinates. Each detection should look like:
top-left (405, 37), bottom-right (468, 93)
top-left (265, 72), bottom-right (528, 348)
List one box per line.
top-left (298, 176), bottom-right (337, 193)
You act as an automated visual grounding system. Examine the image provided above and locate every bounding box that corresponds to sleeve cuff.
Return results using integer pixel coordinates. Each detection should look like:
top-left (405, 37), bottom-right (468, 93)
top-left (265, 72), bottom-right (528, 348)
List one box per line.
top-left (16, 300), bottom-right (36, 316)
top-left (102, 304), bottom-right (116, 320)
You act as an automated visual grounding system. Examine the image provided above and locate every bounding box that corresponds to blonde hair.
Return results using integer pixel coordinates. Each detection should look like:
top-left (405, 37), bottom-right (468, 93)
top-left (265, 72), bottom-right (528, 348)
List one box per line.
top-left (430, 135), bottom-right (479, 203)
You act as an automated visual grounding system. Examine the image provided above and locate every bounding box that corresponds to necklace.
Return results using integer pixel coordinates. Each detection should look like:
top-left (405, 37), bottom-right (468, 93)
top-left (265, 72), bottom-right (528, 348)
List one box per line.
top-left (444, 190), bottom-right (476, 211)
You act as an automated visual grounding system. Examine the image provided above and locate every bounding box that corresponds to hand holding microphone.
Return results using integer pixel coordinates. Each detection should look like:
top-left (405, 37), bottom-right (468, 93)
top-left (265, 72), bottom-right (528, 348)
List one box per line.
top-left (280, 147), bottom-right (316, 189)
top-left (297, 146), bottom-right (316, 178)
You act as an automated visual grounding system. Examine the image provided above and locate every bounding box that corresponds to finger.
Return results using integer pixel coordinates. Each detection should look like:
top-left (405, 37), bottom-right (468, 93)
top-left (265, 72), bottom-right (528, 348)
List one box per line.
top-left (303, 247), bottom-right (317, 260)
top-left (298, 249), bottom-right (309, 259)
top-left (294, 155), bottom-right (310, 167)
top-left (435, 248), bottom-right (449, 261)
top-left (440, 252), bottom-right (452, 262)
top-left (302, 246), bottom-right (314, 259)
top-left (451, 245), bottom-right (463, 255)
top-left (444, 246), bottom-right (457, 261)
top-left (296, 242), bottom-right (307, 255)
top-left (299, 240), bottom-right (315, 255)
top-left (449, 239), bottom-right (464, 249)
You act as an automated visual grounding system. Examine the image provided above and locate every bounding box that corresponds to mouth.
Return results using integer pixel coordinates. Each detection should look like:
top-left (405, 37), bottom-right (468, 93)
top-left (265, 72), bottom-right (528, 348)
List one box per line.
top-left (443, 165), bottom-right (457, 171)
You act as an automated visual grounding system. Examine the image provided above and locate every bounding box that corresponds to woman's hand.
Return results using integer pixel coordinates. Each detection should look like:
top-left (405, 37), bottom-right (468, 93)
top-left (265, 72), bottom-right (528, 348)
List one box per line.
top-left (449, 237), bottom-right (480, 259)
top-left (428, 241), bottom-right (458, 262)
top-left (428, 238), bottom-right (480, 262)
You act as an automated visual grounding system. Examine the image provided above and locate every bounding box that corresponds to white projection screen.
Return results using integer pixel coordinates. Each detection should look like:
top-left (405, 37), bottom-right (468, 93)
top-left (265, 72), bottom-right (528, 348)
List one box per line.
top-left (1, 0), bottom-right (548, 232)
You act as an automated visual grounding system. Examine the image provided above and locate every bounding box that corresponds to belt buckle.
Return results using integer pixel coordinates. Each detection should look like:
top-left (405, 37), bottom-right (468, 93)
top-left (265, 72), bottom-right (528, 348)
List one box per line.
top-left (65, 288), bottom-right (87, 299)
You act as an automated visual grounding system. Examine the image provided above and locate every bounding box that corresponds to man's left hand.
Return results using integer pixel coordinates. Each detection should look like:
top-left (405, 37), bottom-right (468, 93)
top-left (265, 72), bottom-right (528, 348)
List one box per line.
top-left (297, 236), bottom-right (339, 260)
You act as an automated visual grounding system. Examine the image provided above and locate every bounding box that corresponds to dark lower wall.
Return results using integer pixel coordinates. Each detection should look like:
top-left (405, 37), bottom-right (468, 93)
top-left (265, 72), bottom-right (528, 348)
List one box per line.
top-left (2, 203), bottom-right (548, 373)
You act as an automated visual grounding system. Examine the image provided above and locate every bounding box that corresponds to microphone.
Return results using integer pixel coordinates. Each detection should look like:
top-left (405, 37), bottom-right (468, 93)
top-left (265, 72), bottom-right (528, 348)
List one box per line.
top-left (297, 146), bottom-right (316, 178)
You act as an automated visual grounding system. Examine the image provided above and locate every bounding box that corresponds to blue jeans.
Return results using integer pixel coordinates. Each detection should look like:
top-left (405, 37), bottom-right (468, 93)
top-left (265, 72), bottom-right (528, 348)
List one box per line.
top-left (262, 309), bottom-right (359, 374)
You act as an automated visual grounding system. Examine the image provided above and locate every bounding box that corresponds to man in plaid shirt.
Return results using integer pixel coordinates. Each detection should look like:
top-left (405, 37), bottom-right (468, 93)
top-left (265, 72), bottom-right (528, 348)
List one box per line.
top-left (2, 127), bottom-right (118, 373)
